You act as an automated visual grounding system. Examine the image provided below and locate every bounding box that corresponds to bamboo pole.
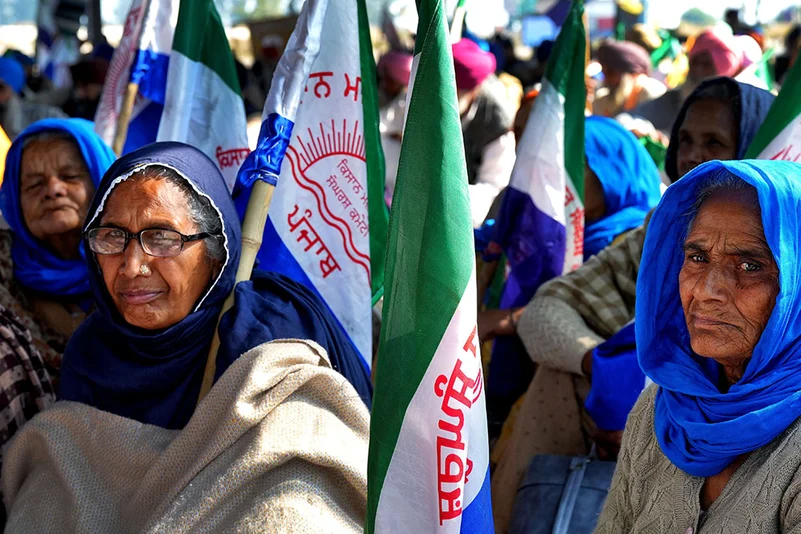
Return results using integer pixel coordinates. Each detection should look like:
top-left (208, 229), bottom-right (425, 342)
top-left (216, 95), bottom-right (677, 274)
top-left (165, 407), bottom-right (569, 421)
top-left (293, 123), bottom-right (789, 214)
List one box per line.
top-left (583, 11), bottom-right (592, 113)
top-left (112, 82), bottom-right (139, 156)
top-left (197, 179), bottom-right (276, 402)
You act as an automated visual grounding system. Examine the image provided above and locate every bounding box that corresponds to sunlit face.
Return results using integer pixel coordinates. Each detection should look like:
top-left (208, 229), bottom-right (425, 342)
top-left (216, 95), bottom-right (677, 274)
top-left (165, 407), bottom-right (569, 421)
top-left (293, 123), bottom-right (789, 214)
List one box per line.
top-left (676, 99), bottom-right (738, 179)
top-left (20, 138), bottom-right (95, 258)
top-left (95, 177), bottom-right (217, 330)
top-left (679, 188), bottom-right (778, 370)
top-left (689, 51), bottom-right (720, 82)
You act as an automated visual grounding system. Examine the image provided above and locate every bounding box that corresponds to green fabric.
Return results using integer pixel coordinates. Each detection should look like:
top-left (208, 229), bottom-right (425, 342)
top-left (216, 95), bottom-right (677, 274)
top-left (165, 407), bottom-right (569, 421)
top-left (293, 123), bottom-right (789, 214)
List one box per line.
top-left (171, 0), bottom-right (241, 96)
top-left (543, 0), bottom-right (586, 203)
top-left (639, 136), bottom-right (667, 171)
top-left (746, 48), bottom-right (800, 158)
top-left (357, 0), bottom-right (389, 304)
top-left (366, 0), bottom-right (474, 528)
top-left (486, 254), bottom-right (507, 309)
top-left (754, 48), bottom-right (776, 93)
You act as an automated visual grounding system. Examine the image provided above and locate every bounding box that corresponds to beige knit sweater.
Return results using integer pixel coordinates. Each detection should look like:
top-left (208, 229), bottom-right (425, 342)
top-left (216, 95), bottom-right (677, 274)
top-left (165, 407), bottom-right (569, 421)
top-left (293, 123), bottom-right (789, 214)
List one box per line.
top-left (596, 386), bottom-right (801, 534)
top-left (3, 340), bottom-right (369, 533)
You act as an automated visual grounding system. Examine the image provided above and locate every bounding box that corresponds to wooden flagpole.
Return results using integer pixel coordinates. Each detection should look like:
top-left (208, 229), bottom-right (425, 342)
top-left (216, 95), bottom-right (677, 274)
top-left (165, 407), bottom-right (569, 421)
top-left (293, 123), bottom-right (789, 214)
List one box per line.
top-left (197, 179), bottom-right (276, 402)
top-left (112, 82), bottom-right (139, 156)
top-left (583, 10), bottom-right (592, 113)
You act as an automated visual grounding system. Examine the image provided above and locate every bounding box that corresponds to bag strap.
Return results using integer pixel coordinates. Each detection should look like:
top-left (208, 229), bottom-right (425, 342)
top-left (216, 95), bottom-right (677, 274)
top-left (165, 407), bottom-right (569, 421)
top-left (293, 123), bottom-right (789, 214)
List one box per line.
top-left (551, 456), bottom-right (590, 534)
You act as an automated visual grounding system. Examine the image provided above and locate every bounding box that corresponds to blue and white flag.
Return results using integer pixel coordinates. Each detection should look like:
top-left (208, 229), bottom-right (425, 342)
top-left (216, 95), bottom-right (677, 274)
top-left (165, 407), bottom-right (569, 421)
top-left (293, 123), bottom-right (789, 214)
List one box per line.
top-left (95, 0), bottom-right (175, 153)
top-left (95, 0), bottom-right (248, 191)
top-left (235, 0), bottom-right (388, 370)
top-left (491, 0), bottom-right (587, 308)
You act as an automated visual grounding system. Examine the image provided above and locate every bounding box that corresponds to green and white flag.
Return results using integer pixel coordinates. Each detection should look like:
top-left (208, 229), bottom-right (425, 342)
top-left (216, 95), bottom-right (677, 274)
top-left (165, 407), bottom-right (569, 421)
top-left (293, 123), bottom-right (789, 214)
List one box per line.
top-left (158, 0), bottom-right (249, 190)
top-left (95, 0), bottom-right (248, 191)
top-left (746, 48), bottom-right (801, 161)
top-left (366, 0), bottom-right (492, 531)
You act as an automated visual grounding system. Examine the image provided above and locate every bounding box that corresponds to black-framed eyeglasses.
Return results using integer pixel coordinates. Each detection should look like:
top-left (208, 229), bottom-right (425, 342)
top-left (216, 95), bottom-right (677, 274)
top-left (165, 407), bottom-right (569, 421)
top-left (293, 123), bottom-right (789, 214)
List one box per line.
top-left (85, 227), bottom-right (219, 258)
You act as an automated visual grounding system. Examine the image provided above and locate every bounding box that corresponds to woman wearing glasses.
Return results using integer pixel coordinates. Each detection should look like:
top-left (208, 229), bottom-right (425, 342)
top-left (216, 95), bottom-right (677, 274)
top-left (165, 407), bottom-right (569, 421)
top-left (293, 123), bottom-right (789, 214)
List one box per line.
top-left (2, 142), bottom-right (370, 532)
top-left (57, 141), bottom-right (371, 428)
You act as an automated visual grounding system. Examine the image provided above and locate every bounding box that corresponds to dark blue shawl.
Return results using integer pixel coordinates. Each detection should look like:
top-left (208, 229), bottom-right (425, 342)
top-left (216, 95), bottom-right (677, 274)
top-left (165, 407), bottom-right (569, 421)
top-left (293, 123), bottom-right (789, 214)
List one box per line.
top-left (60, 142), bottom-right (371, 429)
top-left (0, 118), bottom-right (115, 297)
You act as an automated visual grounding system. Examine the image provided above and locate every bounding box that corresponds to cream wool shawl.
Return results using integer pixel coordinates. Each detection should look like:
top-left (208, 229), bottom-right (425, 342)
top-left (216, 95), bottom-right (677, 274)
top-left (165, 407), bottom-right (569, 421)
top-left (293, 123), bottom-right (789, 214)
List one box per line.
top-left (2, 340), bottom-right (369, 533)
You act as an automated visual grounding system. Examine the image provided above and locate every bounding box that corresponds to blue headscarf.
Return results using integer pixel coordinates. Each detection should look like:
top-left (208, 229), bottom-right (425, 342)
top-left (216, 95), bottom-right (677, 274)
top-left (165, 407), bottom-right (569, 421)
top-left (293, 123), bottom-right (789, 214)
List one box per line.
top-left (0, 57), bottom-right (25, 94)
top-left (664, 77), bottom-right (775, 183)
top-left (583, 116), bottom-right (662, 258)
top-left (585, 322), bottom-right (645, 432)
top-left (60, 142), bottom-right (371, 429)
top-left (637, 159), bottom-right (801, 477)
top-left (0, 118), bottom-right (116, 298)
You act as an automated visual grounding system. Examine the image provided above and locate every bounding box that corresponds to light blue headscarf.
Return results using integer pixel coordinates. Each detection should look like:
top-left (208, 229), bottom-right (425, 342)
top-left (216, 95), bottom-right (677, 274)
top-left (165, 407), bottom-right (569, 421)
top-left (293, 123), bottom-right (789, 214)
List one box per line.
top-left (584, 116), bottom-right (662, 258)
top-left (637, 159), bottom-right (801, 477)
top-left (0, 118), bottom-right (115, 298)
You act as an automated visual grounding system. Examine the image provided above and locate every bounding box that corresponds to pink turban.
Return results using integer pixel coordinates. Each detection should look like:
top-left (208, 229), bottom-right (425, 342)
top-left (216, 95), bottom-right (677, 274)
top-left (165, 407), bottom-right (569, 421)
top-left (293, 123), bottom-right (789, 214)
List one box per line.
top-left (452, 39), bottom-right (496, 91)
top-left (690, 28), bottom-right (741, 78)
top-left (735, 35), bottom-right (763, 68)
top-left (379, 50), bottom-right (414, 86)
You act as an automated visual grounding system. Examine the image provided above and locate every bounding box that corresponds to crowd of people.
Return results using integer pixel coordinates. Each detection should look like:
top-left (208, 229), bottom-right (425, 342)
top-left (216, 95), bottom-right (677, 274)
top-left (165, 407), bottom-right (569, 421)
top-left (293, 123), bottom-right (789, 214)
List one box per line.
top-left (0, 5), bottom-right (800, 532)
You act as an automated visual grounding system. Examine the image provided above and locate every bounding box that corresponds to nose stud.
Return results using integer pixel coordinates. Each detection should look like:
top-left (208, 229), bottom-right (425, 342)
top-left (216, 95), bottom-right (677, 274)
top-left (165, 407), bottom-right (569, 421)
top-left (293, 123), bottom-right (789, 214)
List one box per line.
top-left (139, 264), bottom-right (151, 276)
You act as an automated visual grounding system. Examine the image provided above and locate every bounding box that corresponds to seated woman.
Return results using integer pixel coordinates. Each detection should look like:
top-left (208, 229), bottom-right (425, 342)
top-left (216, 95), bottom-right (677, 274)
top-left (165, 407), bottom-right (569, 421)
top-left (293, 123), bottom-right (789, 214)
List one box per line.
top-left (489, 77), bottom-right (775, 533)
top-left (596, 159), bottom-right (801, 532)
top-left (58, 142), bottom-right (371, 427)
top-left (3, 143), bottom-right (370, 531)
top-left (0, 118), bottom-right (115, 382)
top-left (481, 114), bottom-right (662, 432)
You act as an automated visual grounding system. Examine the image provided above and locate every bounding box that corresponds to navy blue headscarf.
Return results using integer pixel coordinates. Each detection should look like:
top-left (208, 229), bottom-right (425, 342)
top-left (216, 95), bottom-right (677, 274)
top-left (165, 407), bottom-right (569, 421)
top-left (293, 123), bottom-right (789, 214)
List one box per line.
top-left (638, 159), bottom-right (801, 477)
top-left (60, 142), bottom-right (371, 429)
top-left (583, 116), bottom-right (662, 258)
top-left (0, 118), bottom-right (116, 297)
top-left (665, 77), bottom-right (775, 183)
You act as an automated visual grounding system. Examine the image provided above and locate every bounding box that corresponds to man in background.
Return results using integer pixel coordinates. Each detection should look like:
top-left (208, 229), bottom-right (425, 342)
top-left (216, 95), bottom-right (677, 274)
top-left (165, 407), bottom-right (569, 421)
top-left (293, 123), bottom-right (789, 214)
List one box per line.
top-left (453, 38), bottom-right (516, 228)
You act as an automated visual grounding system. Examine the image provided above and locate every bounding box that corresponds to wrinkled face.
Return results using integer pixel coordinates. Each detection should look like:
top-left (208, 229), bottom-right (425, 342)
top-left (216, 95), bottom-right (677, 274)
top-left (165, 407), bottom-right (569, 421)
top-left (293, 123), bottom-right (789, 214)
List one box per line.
top-left (20, 138), bottom-right (95, 252)
top-left (95, 177), bottom-right (217, 330)
top-left (676, 99), bottom-right (738, 179)
top-left (689, 51), bottom-right (720, 82)
top-left (679, 188), bottom-right (778, 368)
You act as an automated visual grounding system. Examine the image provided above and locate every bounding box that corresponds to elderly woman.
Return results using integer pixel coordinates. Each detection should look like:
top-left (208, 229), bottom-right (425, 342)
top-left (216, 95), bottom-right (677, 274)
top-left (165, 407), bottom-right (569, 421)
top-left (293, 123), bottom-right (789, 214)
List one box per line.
top-left (489, 77), bottom-right (775, 533)
top-left (596, 159), bottom-right (801, 532)
top-left (56, 142), bottom-right (372, 428)
top-left (481, 115), bottom-right (662, 429)
top-left (3, 143), bottom-right (370, 532)
top-left (0, 118), bottom-right (115, 380)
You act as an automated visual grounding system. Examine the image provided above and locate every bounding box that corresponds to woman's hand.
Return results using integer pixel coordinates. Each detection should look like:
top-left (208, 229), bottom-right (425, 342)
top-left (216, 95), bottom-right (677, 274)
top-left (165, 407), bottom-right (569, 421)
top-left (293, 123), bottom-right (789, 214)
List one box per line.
top-left (592, 429), bottom-right (624, 461)
top-left (581, 349), bottom-right (594, 378)
top-left (478, 308), bottom-right (525, 343)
